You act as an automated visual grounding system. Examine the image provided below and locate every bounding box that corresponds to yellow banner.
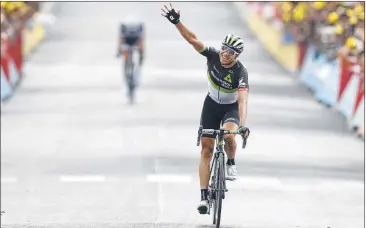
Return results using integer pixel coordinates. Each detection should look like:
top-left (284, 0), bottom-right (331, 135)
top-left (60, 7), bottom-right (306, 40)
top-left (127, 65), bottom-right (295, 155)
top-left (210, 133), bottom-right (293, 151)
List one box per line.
top-left (246, 9), bottom-right (299, 73)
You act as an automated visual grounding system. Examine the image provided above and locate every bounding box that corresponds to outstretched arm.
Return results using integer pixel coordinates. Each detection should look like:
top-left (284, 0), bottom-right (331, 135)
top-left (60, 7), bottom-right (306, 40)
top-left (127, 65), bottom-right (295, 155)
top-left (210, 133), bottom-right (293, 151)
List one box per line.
top-left (238, 90), bottom-right (249, 126)
top-left (175, 21), bottom-right (205, 52)
top-left (161, 3), bottom-right (205, 52)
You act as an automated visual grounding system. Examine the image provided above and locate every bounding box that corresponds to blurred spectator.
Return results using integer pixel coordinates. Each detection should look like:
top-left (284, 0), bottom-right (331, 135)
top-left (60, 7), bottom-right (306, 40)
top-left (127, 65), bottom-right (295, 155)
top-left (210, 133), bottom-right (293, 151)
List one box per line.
top-left (1, 5), bottom-right (10, 58)
top-left (1, 1), bottom-right (40, 57)
top-left (1, 4), bottom-right (10, 39)
top-left (275, 1), bottom-right (364, 66)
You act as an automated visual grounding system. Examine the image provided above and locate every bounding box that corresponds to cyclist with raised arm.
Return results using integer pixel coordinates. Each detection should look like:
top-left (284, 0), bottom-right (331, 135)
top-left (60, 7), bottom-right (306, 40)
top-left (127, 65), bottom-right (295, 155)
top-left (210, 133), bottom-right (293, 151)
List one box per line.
top-left (161, 3), bottom-right (251, 215)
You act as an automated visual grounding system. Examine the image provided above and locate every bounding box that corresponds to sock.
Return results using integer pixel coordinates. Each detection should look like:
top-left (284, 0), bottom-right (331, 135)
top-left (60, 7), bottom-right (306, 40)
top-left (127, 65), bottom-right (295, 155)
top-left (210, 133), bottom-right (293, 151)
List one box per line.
top-left (201, 189), bottom-right (208, 201)
top-left (227, 158), bottom-right (235, 166)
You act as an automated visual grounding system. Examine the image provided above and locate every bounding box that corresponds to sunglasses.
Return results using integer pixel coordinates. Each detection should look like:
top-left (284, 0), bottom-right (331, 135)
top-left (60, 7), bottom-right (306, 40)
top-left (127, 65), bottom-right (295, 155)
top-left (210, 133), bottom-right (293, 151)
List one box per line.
top-left (221, 45), bottom-right (238, 55)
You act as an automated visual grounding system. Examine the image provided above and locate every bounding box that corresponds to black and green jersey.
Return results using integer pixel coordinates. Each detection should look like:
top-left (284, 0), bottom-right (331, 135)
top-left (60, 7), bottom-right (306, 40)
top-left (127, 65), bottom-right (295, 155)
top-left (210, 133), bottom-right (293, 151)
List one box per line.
top-left (198, 46), bottom-right (249, 104)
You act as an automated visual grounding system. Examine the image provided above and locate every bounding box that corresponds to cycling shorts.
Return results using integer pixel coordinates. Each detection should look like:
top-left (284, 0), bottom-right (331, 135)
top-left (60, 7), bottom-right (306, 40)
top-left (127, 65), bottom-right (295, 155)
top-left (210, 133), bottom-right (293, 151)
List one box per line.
top-left (199, 94), bottom-right (240, 138)
top-left (124, 36), bottom-right (140, 46)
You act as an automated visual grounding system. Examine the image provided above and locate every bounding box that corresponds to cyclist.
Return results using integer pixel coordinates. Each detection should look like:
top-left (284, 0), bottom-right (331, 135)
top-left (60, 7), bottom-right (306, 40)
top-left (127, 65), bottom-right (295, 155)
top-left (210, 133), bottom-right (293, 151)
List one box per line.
top-left (117, 14), bottom-right (145, 86)
top-left (161, 3), bottom-right (250, 214)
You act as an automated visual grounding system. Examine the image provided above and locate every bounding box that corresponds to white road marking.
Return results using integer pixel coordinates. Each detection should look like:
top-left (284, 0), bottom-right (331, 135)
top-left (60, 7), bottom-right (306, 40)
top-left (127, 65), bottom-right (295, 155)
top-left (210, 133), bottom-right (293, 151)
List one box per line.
top-left (146, 174), bottom-right (192, 183)
top-left (156, 177), bottom-right (164, 221)
top-left (1, 177), bottom-right (18, 183)
top-left (60, 175), bottom-right (106, 182)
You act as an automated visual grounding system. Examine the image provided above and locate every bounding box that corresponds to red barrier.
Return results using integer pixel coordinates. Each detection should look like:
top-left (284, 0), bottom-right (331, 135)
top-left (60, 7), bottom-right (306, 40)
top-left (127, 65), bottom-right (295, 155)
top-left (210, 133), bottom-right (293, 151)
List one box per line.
top-left (13, 34), bottom-right (23, 73)
top-left (298, 43), bottom-right (308, 70)
top-left (336, 55), bottom-right (365, 137)
top-left (337, 57), bottom-right (354, 101)
top-left (1, 39), bottom-right (10, 81)
top-left (1, 32), bottom-right (23, 100)
top-left (353, 70), bottom-right (364, 115)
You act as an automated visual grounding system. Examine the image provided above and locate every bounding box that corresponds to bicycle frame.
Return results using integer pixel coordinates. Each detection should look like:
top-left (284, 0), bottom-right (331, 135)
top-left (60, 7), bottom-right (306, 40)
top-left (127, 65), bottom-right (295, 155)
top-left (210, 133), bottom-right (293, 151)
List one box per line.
top-left (196, 126), bottom-right (247, 227)
top-left (123, 45), bottom-right (139, 104)
top-left (197, 127), bottom-right (244, 196)
top-left (124, 46), bottom-right (135, 80)
top-left (209, 129), bottom-right (228, 200)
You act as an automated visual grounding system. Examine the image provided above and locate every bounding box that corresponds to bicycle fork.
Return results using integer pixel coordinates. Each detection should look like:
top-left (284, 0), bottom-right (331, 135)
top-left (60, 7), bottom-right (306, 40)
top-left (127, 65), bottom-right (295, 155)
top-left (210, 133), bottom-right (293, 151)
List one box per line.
top-left (208, 151), bottom-right (228, 215)
top-left (217, 152), bottom-right (228, 197)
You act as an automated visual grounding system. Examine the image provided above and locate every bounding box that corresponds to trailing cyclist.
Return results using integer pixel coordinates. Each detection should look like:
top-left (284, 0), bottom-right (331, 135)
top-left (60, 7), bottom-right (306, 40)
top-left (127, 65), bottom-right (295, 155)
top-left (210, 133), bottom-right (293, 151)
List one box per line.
top-left (161, 3), bottom-right (251, 215)
top-left (116, 14), bottom-right (145, 90)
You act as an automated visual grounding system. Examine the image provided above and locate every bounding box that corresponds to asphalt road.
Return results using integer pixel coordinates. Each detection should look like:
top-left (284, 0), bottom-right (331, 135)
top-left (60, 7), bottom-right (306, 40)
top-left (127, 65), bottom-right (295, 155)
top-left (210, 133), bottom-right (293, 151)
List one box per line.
top-left (1, 2), bottom-right (364, 228)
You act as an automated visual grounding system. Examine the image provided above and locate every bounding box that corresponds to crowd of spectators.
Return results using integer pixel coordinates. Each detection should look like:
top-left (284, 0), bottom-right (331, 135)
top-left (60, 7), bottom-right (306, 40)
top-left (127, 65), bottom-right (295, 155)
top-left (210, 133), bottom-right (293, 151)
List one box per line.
top-left (1, 1), bottom-right (40, 57)
top-left (275, 1), bottom-right (364, 71)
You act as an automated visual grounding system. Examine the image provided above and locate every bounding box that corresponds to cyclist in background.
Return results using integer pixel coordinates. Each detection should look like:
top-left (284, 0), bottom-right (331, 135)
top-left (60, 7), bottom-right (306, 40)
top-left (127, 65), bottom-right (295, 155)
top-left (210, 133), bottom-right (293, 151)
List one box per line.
top-left (117, 14), bottom-right (145, 86)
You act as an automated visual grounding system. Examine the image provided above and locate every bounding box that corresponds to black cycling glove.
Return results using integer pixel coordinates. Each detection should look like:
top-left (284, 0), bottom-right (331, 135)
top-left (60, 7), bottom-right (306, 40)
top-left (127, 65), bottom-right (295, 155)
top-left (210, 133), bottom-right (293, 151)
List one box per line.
top-left (238, 126), bottom-right (250, 139)
top-left (162, 4), bottom-right (180, 25)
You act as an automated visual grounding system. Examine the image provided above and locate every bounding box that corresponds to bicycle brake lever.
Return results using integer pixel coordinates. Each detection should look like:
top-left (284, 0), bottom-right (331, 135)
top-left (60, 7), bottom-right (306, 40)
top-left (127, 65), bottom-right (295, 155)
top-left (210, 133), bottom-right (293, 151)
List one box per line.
top-left (197, 126), bottom-right (203, 146)
top-left (197, 132), bottom-right (202, 146)
top-left (242, 137), bottom-right (247, 149)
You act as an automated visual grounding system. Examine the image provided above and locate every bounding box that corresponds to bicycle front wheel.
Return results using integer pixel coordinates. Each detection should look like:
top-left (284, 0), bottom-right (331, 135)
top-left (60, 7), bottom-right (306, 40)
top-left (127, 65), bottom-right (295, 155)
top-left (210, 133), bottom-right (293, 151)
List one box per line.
top-left (212, 157), bottom-right (218, 225)
top-left (215, 154), bottom-right (224, 228)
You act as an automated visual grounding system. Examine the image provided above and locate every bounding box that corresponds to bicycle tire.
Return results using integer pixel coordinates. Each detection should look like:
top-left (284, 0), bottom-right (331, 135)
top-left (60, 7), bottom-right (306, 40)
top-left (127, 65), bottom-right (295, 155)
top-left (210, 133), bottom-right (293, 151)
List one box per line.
top-left (211, 156), bottom-right (218, 225)
top-left (215, 154), bottom-right (224, 228)
top-left (126, 61), bottom-right (135, 104)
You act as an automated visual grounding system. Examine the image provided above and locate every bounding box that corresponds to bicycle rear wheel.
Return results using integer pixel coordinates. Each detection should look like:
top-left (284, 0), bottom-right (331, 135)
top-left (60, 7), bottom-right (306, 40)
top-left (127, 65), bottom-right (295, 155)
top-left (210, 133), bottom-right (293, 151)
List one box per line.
top-left (215, 154), bottom-right (224, 228)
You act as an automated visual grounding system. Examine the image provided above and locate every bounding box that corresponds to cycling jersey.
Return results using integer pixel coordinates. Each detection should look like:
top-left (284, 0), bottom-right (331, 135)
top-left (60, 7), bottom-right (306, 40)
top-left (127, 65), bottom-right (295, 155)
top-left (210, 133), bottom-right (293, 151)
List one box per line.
top-left (120, 23), bottom-right (144, 46)
top-left (198, 46), bottom-right (249, 104)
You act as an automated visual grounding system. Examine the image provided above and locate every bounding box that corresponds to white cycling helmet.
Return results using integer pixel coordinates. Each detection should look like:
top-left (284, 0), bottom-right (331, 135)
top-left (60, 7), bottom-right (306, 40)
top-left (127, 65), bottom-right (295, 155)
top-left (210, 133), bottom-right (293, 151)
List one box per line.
top-left (123, 14), bottom-right (141, 26)
top-left (222, 34), bottom-right (244, 54)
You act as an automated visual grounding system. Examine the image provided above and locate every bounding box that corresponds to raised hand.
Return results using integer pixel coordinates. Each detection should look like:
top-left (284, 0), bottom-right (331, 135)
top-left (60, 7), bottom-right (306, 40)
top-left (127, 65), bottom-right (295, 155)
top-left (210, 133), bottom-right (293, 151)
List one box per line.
top-left (161, 3), bottom-right (180, 25)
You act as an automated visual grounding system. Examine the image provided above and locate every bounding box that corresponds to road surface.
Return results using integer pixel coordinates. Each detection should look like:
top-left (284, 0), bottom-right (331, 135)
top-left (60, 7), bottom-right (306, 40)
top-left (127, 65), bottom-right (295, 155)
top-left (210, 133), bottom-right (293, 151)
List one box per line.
top-left (1, 2), bottom-right (364, 228)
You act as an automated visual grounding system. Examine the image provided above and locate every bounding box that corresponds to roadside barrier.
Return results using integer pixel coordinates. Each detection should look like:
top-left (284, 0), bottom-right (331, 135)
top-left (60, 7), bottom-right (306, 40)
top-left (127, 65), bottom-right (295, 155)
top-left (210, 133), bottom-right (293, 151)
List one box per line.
top-left (1, 15), bottom-right (45, 101)
top-left (233, 2), bottom-right (364, 139)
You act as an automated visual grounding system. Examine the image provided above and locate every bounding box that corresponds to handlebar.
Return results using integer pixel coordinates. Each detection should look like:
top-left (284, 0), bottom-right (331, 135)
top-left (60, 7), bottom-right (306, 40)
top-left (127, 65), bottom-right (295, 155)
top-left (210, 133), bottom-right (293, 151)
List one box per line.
top-left (196, 126), bottom-right (248, 149)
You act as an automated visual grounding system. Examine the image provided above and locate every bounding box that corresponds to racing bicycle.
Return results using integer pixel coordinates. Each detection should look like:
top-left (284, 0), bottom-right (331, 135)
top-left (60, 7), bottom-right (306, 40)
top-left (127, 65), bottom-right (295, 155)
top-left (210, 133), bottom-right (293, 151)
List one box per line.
top-left (197, 126), bottom-right (247, 228)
